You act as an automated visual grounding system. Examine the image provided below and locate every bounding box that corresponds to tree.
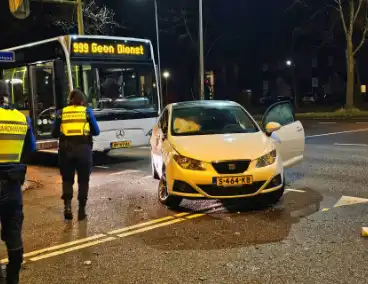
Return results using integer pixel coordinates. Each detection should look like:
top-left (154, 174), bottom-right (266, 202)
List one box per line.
top-left (334, 0), bottom-right (368, 108)
top-left (54, 0), bottom-right (121, 35)
top-left (292, 0), bottom-right (368, 108)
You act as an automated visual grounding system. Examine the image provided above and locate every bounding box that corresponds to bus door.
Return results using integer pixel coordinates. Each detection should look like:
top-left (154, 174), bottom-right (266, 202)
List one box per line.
top-left (29, 62), bottom-right (57, 146)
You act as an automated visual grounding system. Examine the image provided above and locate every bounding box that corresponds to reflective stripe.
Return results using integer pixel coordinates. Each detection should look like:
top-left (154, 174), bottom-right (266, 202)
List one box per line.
top-left (0, 134), bottom-right (26, 140)
top-left (67, 130), bottom-right (82, 134)
top-left (61, 119), bottom-right (87, 124)
top-left (0, 154), bottom-right (20, 160)
top-left (0, 120), bottom-right (27, 125)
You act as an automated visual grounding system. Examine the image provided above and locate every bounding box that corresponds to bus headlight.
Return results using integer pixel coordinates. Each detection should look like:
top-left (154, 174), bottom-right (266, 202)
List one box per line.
top-left (256, 149), bottom-right (277, 168)
top-left (173, 154), bottom-right (206, 171)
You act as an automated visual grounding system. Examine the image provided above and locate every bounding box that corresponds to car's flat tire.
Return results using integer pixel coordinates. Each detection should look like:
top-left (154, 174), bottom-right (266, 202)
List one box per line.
top-left (158, 170), bottom-right (183, 208)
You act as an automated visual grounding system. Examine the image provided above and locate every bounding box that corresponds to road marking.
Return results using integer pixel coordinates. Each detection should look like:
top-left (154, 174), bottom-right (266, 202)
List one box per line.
top-left (109, 169), bottom-right (142, 176)
top-left (285, 188), bottom-right (306, 193)
top-left (0, 234), bottom-right (107, 264)
top-left (107, 212), bottom-right (190, 235)
top-left (117, 214), bottom-right (204, 238)
top-left (333, 196), bottom-right (368, 208)
top-left (95, 165), bottom-right (109, 169)
top-left (142, 175), bottom-right (152, 179)
top-left (29, 237), bottom-right (116, 262)
top-left (306, 128), bottom-right (368, 138)
top-left (318, 122), bottom-right (336, 125)
top-left (333, 143), bottom-right (368, 147)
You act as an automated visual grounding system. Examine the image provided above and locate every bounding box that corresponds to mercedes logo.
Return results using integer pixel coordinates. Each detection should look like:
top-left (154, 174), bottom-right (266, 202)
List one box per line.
top-left (116, 130), bottom-right (125, 139)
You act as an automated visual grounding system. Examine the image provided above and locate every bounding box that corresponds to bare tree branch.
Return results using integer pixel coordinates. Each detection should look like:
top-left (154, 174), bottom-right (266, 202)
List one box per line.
top-left (54, 0), bottom-right (122, 35)
top-left (335, 0), bottom-right (348, 35)
top-left (354, 0), bottom-right (364, 23)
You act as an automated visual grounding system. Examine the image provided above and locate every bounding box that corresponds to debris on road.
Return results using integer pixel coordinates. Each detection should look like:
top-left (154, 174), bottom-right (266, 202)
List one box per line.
top-left (83, 260), bottom-right (92, 266)
top-left (361, 227), bottom-right (368, 237)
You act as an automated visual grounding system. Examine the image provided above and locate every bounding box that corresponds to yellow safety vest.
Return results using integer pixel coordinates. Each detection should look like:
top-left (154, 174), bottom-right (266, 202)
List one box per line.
top-left (0, 108), bottom-right (28, 163)
top-left (60, 105), bottom-right (90, 136)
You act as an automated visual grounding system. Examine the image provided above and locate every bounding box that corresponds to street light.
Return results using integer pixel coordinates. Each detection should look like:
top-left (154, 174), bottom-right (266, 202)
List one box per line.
top-left (199, 0), bottom-right (204, 100)
top-left (163, 71), bottom-right (170, 105)
top-left (286, 60), bottom-right (292, 66)
top-left (153, 0), bottom-right (163, 110)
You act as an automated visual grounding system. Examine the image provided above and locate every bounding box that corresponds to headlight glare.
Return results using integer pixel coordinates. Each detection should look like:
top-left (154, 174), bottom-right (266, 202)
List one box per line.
top-left (256, 149), bottom-right (277, 168)
top-left (173, 154), bottom-right (206, 171)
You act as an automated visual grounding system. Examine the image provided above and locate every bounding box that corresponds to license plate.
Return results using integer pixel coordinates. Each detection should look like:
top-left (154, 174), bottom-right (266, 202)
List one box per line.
top-left (215, 176), bottom-right (253, 187)
top-left (111, 141), bottom-right (132, 149)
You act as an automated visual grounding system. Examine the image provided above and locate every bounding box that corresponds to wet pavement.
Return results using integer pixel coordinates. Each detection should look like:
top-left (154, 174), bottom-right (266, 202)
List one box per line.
top-left (2, 121), bottom-right (368, 283)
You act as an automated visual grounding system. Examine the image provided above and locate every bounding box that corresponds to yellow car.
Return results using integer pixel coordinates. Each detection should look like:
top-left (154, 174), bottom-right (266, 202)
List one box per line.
top-left (150, 100), bottom-right (304, 207)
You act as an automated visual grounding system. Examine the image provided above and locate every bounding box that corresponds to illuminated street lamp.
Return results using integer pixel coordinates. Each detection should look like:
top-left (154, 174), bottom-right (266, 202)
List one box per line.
top-left (286, 60), bottom-right (292, 66)
top-left (163, 71), bottom-right (170, 105)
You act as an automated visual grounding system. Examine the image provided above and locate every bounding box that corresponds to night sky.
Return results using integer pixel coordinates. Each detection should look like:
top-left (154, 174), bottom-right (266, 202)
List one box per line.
top-left (0, 0), bottom-right (333, 100)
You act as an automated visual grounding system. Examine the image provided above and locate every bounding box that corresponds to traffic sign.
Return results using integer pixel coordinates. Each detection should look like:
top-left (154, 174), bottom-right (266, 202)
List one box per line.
top-left (0, 51), bottom-right (15, 63)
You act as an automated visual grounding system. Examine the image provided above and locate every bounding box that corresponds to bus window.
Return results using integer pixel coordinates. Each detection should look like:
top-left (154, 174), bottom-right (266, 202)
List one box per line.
top-left (2, 66), bottom-right (30, 114)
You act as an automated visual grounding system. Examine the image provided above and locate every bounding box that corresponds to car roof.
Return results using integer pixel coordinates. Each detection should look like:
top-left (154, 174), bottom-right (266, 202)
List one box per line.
top-left (170, 100), bottom-right (240, 110)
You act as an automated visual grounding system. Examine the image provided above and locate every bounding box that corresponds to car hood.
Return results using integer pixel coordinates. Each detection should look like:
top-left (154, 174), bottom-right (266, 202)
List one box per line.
top-left (169, 132), bottom-right (273, 162)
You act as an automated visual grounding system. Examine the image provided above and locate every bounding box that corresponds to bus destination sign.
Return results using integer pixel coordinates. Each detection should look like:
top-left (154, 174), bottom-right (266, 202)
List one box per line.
top-left (70, 38), bottom-right (151, 61)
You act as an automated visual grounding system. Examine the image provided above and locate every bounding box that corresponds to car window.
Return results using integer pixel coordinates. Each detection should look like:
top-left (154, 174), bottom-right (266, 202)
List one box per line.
top-left (263, 102), bottom-right (295, 126)
top-left (171, 105), bottom-right (259, 136)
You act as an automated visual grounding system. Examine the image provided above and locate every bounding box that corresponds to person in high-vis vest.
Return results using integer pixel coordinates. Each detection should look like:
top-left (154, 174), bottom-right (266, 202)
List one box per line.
top-left (52, 89), bottom-right (100, 221)
top-left (0, 80), bottom-right (36, 284)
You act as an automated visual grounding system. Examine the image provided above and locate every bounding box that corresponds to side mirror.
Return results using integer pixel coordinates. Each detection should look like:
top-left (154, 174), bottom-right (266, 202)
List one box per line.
top-left (265, 122), bottom-right (281, 135)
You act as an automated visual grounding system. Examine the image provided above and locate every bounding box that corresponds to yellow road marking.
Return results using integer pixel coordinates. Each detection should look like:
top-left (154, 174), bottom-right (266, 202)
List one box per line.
top-left (107, 212), bottom-right (190, 235)
top-left (1, 234), bottom-right (107, 264)
top-left (29, 237), bottom-right (116, 262)
top-left (1, 206), bottom-right (221, 263)
top-left (117, 214), bottom-right (204, 238)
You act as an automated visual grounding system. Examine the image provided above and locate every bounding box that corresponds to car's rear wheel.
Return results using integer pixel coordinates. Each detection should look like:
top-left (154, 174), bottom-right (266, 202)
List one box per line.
top-left (158, 169), bottom-right (183, 207)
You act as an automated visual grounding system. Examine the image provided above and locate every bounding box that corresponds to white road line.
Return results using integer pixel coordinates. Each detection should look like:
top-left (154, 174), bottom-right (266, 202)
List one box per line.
top-left (285, 188), bottom-right (306, 193)
top-left (109, 169), bottom-right (142, 176)
top-left (95, 165), bottom-right (109, 169)
top-left (318, 122), bottom-right (336, 124)
top-left (142, 175), bottom-right (152, 179)
top-left (334, 143), bottom-right (368, 147)
top-left (29, 237), bottom-right (116, 262)
top-left (306, 128), bottom-right (368, 138)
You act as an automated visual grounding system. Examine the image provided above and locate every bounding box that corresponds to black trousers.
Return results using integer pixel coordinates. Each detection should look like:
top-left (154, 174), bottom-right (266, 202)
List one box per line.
top-left (0, 182), bottom-right (23, 284)
top-left (58, 143), bottom-right (93, 204)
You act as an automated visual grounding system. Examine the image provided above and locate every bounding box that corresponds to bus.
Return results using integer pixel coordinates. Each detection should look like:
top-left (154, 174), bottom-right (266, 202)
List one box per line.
top-left (0, 35), bottom-right (161, 153)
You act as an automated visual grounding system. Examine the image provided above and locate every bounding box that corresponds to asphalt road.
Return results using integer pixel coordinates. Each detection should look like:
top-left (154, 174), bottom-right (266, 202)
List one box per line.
top-left (2, 121), bottom-right (368, 283)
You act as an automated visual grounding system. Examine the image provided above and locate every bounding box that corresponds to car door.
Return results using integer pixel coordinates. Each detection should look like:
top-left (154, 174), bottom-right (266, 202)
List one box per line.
top-left (150, 107), bottom-right (169, 177)
top-left (262, 101), bottom-right (305, 168)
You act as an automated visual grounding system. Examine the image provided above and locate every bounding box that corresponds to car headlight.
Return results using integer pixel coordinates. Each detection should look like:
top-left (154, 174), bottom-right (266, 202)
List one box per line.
top-left (173, 154), bottom-right (206, 171)
top-left (256, 149), bottom-right (277, 168)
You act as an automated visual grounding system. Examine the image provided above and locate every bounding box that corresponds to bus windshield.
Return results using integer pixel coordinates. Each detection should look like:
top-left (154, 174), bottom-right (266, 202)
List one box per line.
top-left (72, 64), bottom-right (159, 112)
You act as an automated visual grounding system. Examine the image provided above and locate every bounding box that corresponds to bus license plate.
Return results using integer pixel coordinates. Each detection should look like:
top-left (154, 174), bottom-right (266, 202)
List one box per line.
top-left (215, 176), bottom-right (253, 187)
top-left (111, 141), bottom-right (132, 149)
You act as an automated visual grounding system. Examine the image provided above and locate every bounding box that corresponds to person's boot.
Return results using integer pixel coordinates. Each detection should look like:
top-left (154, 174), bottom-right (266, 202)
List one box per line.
top-left (78, 200), bottom-right (87, 221)
top-left (64, 200), bottom-right (73, 220)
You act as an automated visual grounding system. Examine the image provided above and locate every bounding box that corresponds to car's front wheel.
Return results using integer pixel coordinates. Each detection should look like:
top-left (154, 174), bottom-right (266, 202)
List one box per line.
top-left (158, 169), bottom-right (183, 207)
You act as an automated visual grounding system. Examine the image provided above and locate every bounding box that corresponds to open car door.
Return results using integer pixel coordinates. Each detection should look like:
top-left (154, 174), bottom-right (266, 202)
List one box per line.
top-left (262, 101), bottom-right (305, 168)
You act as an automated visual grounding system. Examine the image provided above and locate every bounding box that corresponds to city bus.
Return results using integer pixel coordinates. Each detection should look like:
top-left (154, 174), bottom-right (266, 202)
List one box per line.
top-left (0, 35), bottom-right (161, 153)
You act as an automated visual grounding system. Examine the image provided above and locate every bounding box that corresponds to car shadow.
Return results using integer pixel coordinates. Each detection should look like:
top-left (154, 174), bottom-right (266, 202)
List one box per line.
top-left (135, 187), bottom-right (322, 251)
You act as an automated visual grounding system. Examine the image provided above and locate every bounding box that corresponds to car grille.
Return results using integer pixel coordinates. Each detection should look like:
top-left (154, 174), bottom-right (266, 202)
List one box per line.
top-left (198, 181), bottom-right (265, 197)
top-left (212, 160), bottom-right (250, 174)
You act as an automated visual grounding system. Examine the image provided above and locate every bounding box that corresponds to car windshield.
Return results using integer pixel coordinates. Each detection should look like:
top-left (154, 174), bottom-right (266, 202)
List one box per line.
top-left (171, 105), bottom-right (259, 136)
